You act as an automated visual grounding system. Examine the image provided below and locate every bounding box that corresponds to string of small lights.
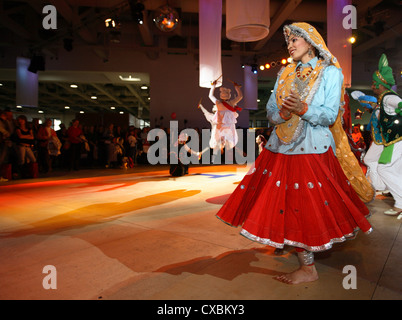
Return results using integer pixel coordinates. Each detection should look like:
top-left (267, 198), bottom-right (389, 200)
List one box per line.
top-left (242, 57), bottom-right (292, 74)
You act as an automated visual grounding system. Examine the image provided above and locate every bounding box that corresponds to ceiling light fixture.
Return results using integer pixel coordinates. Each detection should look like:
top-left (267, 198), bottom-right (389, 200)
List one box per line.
top-left (251, 64), bottom-right (258, 74)
top-left (70, 84), bottom-right (78, 88)
top-left (129, 0), bottom-right (145, 25)
top-left (119, 75), bottom-right (141, 82)
top-left (105, 18), bottom-right (116, 28)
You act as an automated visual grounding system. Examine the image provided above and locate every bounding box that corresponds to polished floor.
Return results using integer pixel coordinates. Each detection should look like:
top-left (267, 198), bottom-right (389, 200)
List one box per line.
top-left (0, 164), bottom-right (401, 301)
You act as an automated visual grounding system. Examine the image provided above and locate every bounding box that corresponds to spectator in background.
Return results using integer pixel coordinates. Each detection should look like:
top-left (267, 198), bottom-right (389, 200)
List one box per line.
top-left (56, 123), bottom-right (68, 169)
top-left (255, 134), bottom-right (267, 155)
top-left (85, 125), bottom-right (98, 167)
top-left (67, 119), bottom-right (83, 171)
top-left (0, 110), bottom-right (12, 181)
top-left (37, 118), bottom-right (58, 173)
top-left (127, 127), bottom-right (137, 166)
top-left (15, 115), bottom-right (36, 177)
top-left (103, 123), bottom-right (115, 168)
top-left (4, 108), bottom-right (15, 138)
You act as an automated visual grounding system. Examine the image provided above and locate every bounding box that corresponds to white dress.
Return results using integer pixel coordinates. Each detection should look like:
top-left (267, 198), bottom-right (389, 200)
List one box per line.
top-left (200, 104), bottom-right (238, 149)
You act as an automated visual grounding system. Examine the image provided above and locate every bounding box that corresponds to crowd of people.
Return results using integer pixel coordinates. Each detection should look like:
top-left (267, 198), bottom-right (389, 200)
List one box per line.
top-left (0, 111), bottom-right (157, 181)
top-left (0, 109), bottom-right (270, 181)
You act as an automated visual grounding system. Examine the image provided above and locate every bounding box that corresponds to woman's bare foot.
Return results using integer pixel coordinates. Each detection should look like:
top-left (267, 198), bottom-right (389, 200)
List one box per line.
top-left (274, 265), bottom-right (319, 285)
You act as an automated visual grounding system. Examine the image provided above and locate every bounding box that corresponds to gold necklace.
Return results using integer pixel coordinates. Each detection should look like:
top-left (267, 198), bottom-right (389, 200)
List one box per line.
top-left (378, 90), bottom-right (391, 105)
top-left (296, 66), bottom-right (313, 80)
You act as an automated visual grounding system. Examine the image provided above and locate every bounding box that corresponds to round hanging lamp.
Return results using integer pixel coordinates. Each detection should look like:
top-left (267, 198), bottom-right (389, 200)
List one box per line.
top-left (226, 0), bottom-right (270, 42)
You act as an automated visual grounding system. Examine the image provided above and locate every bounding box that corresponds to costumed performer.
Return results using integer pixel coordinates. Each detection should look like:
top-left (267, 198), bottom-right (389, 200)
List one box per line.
top-left (216, 22), bottom-right (372, 285)
top-left (364, 54), bottom-right (402, 218)
top-left (198, 101), bottom-right (219, 152)
top-left (351, 91), bottom-right (379, 173)
top-left (256, 134), bottom-right (267, 155)
top-left (351, 90), bottom-right (378, 149)
top-left (207, 79), bottom-right (243, 157)
top-left (169, 132), bottom-right (200, 177)
top-left (341, 93), bottom-right (367, 168)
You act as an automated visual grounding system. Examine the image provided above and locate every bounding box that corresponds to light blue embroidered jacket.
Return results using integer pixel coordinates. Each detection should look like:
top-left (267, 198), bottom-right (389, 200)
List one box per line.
top-left (266, 57), bottom-right (343, 155)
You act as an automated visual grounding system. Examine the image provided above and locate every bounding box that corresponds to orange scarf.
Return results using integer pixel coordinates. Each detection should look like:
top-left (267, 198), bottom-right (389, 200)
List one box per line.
top-left (276, 59), bottom-right (325, 144)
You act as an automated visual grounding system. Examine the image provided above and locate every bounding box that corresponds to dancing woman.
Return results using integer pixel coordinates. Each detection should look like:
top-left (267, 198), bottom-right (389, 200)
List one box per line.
top-left (207, 79), bottom-right (243, 154)
top-left (216, 23), bottom-right (372, 285)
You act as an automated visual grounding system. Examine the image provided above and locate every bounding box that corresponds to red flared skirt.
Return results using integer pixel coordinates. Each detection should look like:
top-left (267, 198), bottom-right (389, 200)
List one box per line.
top-left (216, 148), bottom-right (372, 252)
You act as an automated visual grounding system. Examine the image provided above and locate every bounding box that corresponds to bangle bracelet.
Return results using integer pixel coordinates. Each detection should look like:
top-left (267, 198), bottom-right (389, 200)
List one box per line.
top-left (279, 109), bottom-right (292, 120)
top-left (296, 102), bottom-right (308, 116)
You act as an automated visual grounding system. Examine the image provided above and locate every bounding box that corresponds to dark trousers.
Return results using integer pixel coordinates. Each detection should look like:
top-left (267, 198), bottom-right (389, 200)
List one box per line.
top-left (69, 143), bottom-right (81, 170)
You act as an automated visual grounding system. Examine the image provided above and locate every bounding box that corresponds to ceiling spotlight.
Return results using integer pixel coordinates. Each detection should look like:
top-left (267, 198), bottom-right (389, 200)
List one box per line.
top-left (70, 84), bottom-right (78, 88)
top-left (265, 63), bottom-right (271, 69)
top-left (105, 18), bottom-right (116, 28)
top-left (129, 0), bottom-right (145, 25)
top-left (154, 5), bottom-right (180, 32)
top-left (64, 106), bottom-right (70, 109)
top-left (281, 58), bottom-right (287, 65)
top-left (28, 55), bottom-right (45, 73)
top-left (91, 95), bottom-right (97, 100)
top-left (141, 85), bottom-right (148, 90)
top-left (348, 36), bottom-right (356, 44)
top-left (287, 57), bottom-right (292, 63)
top-left (80, 111), bottom-right (85, 114)
top-left (259, 65), bottom-right (265, 70)
top-left (251, 64), bottom-right (258, 74)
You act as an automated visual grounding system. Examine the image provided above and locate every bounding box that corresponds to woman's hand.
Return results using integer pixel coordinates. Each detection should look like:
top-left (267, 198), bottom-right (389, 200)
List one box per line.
top-left (279, 106), bottom-right (292, 120)
top-left (282, 90), bottom-right (308, 116)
